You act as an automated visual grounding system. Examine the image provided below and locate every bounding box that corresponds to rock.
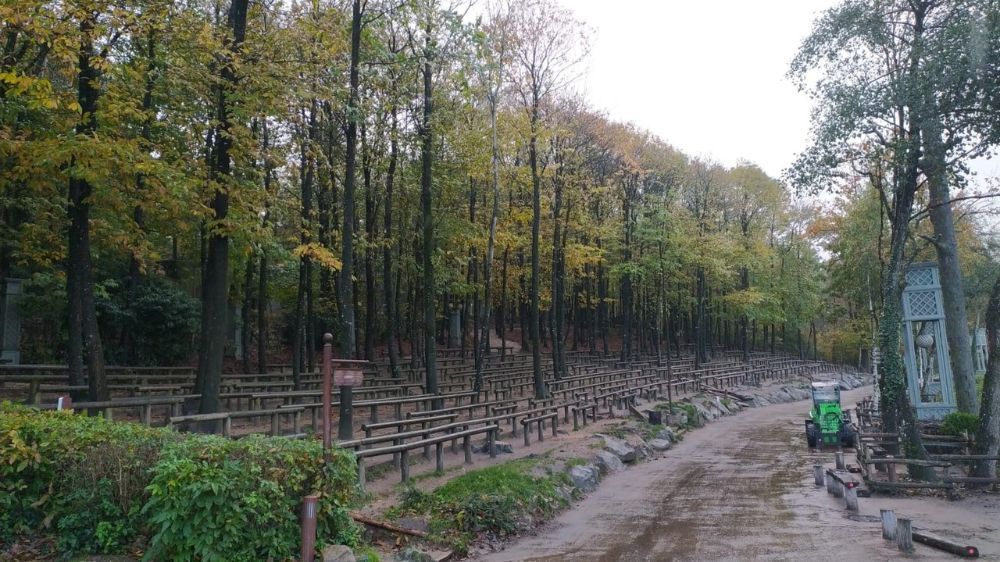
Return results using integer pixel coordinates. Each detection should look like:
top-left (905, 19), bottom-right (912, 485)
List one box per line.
top-left (594, 450), bottom-right (625, 474)
top-left (667, 412), bottom-right (688, 426)
top-left (655, 427), bottom-right (675, 442)
top-left (322, 545), bottom-right (356, 562)
top-left (396, 516), bottom-right (430, 534)
top-left (713, 397), bottom-right (732, 415)
top-left (554, 485), bottom-right (575, 503)
top-left (568, 464), bottom-right (600, 492)
top-left (648, 438), bottom-right (672, 451)
top-left (633, 442), bottom-right (652, 461)
top-left (692, 402), bottom-right (716, 421)
top-left (601, 435), bottom-right (637, 462)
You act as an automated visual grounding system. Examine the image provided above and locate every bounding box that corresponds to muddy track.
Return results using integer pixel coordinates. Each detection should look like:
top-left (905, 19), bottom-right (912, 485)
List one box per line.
top-left (477, 387), bottom-right (1000, 561)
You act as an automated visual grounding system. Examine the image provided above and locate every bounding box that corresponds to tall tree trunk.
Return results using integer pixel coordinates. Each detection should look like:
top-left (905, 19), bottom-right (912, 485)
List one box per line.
top-left (67, 13), bottom-right (108, 404)
top-left (476, 81), bottom-right (503, 391)
top-left (363, 125), bottom-right (376, 361)
top-left (339, 0), bottom-right (361, 359)
top-left (197, 0), bottom-right (249, 417)
top-left (529, 99), bottom-right (545, 398)
top-left (419, 20), bottom-right (439, 403)
top-left (973, 275), bottom-right (1000, 479)
top-left (924, 124), bottom-right (978, 414)
top-left (383, 105), bottom-right (402, 378)
top-left (241, 255), bottom-right (253, 373)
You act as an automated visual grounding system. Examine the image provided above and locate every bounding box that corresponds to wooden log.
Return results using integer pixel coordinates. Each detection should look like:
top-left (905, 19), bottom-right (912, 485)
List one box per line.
top-left (350, 512), bottom-right (428, 538)
top-left (896, 518), bottom-right (914, 553)
top-left (881, 509), bottom-right (896, 540)
top-left (912, 528), bottom-right (980, 558)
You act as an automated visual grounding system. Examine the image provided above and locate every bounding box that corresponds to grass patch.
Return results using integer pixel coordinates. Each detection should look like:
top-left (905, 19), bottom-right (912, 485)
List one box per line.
top-left (387, 456), bottom-right (571, 556)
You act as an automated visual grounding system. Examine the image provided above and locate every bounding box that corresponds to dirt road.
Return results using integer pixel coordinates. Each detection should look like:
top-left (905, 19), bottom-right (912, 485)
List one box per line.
top-left (479, 387), bottom-right (1000, 561)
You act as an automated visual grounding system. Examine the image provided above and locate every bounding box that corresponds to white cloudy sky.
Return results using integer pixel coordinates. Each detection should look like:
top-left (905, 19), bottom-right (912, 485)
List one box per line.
top-left (567, 0), bottom-right (839, 178)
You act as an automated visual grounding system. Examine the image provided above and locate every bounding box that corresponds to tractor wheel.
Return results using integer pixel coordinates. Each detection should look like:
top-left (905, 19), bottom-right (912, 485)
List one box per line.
top-left (805, 421), bottom-right (818, 448)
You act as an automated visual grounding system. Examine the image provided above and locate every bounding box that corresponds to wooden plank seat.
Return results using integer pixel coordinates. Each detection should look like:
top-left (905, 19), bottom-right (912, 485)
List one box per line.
top-left (168, 406), bottom-right (304, 438)
top-left (352, 425), bottom-right (500, 489)
top-left (520, 412), bottom-right (558, 446)
top-left (38, 394), bottom-right (197, 425)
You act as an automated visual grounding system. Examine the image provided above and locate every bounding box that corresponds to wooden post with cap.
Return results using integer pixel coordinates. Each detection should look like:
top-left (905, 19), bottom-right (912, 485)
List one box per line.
top-left (322, 333), bottom-right (333, 461)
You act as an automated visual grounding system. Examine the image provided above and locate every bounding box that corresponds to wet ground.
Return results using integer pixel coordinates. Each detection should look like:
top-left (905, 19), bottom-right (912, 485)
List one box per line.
top-left (478, 387), bottom-right (1000, 561)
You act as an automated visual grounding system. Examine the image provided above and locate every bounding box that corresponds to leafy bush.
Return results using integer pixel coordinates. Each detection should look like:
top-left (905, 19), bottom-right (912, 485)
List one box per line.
top-left (0, 403), bottom-right (360, 560)
top-left (144, 435), bottom-right (360, 562)
top-left (0, 402), bottom-right (168, 550)
top-left (940, 411), bottom-right (979, 437)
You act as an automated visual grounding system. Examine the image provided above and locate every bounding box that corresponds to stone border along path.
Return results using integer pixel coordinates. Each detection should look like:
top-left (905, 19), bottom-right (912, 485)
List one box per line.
top-left (361, 371), bottom-right (869, 553)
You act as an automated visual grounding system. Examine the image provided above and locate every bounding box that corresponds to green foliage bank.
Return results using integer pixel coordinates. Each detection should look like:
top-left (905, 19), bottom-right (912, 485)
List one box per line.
top-left (0, 404), bottom-right (360, 560)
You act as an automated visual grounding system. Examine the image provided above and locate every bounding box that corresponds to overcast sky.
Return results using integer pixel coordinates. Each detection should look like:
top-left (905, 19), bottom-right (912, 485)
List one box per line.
top-left (566, 0), bottom-right (839, 178)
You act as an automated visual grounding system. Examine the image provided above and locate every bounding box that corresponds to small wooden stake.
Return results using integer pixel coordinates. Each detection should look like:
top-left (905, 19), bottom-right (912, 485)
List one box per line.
top-left (881, 509), bottom-right (896, 540)
top-left (897, 518), bottom-right (914, 552)
top-left (845, 485), bottom-right (858, 512)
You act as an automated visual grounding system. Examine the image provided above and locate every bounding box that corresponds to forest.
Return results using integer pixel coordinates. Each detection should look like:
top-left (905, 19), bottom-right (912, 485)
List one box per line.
top-left (1, 0), bottom-right (998, 439)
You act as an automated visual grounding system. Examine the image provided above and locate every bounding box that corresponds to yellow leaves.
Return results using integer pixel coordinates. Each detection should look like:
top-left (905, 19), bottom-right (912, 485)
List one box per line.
top-left (293, 243), bottom-right (342, 271)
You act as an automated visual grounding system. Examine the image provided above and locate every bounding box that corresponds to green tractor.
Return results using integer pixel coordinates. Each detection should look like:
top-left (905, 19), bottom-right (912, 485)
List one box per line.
top-left (804, 381), bottom-right (856, 448)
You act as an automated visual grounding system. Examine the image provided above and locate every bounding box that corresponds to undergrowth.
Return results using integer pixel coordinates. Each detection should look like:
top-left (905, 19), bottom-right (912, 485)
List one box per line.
top-left (387, 456), bottom-right (571, 556)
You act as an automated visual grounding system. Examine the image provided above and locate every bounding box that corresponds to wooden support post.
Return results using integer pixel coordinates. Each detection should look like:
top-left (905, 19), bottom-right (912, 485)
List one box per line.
top-left (463, 435), bottom-right (472, 464)
top-left (435, 442), bottom-right (444, 473)
top-left (400, 450), bottom-right (410, 482)
top-left (489, 428), bottom-right (497, 459)
top-left (896, 518), bottom-right (913, 552)
top-left (537, 420), bottom-right (544, 443)
top-left (523, 423), bottom-right (530, 447)
top-left (814, 464), bottom-right (824, 486)
top-left (887, 455), bottom-right (897, 482)
top-left (357, 461), bottom-right (366, 491)
top-left (835, 450), bottom-right (845, 470)
top-left (271, 413), bottom-right (280, 436)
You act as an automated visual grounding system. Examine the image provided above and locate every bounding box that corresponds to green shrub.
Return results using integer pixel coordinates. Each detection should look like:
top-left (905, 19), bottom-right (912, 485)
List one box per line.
top-left (0, 403), bottom-right (360, 560)
top-left (940, 411), bottom-right (979, 437)
top-left (143, 435), bottom-right (360, 562)
top-left (0, 402), bottom-right (169, 550)
top-left (392, 458), bottom-right (569, 555)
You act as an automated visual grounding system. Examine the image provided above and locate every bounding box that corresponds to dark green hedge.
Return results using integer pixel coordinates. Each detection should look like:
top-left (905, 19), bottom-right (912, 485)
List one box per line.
top-left (0, 403), bottom-right (360, 560)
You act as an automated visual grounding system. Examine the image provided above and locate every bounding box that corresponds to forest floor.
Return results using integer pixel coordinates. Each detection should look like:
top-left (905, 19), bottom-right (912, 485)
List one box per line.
top-left (468, 386), bottom-right (1000, 562)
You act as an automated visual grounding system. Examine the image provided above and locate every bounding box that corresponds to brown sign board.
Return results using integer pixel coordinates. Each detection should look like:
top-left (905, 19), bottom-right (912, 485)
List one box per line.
top-left (334, 369), bottom-right (363, 387)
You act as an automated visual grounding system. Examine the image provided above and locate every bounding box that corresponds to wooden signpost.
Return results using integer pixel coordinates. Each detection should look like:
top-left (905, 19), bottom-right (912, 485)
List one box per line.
top-left (320, 333), bottom-right (369, 445)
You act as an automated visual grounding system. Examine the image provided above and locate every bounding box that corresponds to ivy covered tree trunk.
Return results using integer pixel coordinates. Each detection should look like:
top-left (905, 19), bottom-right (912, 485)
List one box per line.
top-left (974, 275), bottom-right (1000, 480)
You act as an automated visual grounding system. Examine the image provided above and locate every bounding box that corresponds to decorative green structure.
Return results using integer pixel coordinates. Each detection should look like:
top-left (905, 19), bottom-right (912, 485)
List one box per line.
top-left (901, 263), bottom-right (957, 420)
top-left (805, 381), bottom-right (856, 447)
